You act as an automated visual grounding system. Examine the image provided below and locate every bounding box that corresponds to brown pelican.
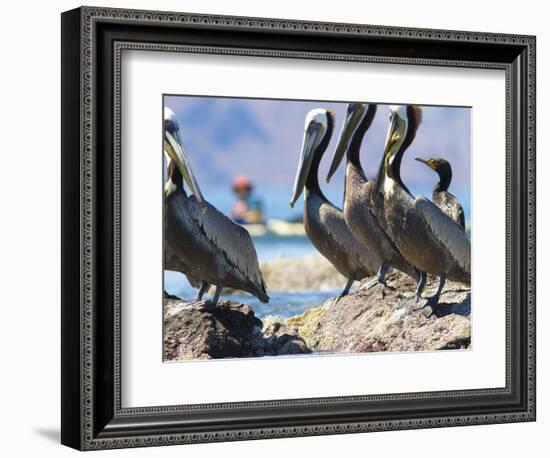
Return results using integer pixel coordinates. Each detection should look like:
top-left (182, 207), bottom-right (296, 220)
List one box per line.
top-left (414, 157), bottom-right (466, 229)
top-left (325, 102), bottom-right (419, 287)
top-left (373, 105), bottom-right (470, 308)
top-left (164, 243), bottom-right (204, 297)
top-left (164, 108), bottom-right (268, 307)
top-left (290, 108), bottom-right (379, 298)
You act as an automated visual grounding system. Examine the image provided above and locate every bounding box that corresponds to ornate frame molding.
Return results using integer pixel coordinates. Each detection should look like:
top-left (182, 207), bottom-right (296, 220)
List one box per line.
top-left (61, 6), bottom-right (536, 450)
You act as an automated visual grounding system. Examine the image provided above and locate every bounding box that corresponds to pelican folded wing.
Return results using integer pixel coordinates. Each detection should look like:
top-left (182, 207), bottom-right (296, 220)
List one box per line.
top-left (186, 196), bottom-right (267, 295)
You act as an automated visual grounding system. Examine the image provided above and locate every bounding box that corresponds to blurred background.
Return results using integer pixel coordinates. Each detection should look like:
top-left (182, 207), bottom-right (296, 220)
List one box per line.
top-left (163, 95), bottom-right (471, 317)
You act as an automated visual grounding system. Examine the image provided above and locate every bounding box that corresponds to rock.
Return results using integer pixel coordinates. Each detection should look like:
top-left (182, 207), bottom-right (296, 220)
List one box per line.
top-left (260, 254), bottom-right (355, 292)
top-left (164, 271), bottom-right (471, 360)
top-left (261, 315), bottom-right (310, 356)
top-left (284, 271), bottom-right (471, 353)
top-left (163, 300), bottom-right (310, 361)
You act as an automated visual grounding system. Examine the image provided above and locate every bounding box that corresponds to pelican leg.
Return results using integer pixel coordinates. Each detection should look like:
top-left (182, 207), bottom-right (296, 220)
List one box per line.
top-left (195, 281), bottom-right (208, 301)
top-left (194, 279), bottom-right (222, 311)
top-left (376, 262), bottom-right (389, 285)
top-left (340, 276), bottom-right (355, 297)
top-left (413, 274), bottom-right (446, 317)
top-left (415, 271), bottom-right (427, 300)
top-left (210, 278), bottom-right (223, 307)
top-left (361, 262), bottom-right (389, 291)
top-left (329, 276), bottom-right (354, 307)
top-left (429, 274), bottom-right (446, 307)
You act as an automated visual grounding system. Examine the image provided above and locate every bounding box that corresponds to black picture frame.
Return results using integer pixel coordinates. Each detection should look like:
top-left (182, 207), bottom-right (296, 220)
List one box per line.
top-left (61, 6), bottom-right (536, 450)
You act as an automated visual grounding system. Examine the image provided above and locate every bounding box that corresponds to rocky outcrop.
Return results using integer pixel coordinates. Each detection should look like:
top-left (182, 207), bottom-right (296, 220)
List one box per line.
top-left (283, 272), bottom-right (471, 353)
top-left (163, 300), bottom-right (310, 361)
top-left (164, 271), bottom-right (471, 361)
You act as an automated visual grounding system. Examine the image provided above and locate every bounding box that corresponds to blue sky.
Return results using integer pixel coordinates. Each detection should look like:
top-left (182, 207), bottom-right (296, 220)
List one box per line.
top-left (164, 95), bottom-right (471, 222)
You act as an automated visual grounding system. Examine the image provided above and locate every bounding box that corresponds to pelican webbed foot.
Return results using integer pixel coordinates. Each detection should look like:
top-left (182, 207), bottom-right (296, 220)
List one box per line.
top-left (192, 299), bottom-right (218, 311)
top-left (412, 274), bottom-right (446, 317)
top-left (191, 279), bottom-right (223, 311)
top-left (361, 262), bottom-right (390, 291)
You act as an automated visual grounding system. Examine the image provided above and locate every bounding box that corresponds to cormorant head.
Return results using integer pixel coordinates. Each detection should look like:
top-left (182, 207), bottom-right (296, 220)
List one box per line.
top-left (415, 156), bottom-right (452, 191)
top-left (326, 102), bottom-right (377, 183)
top-left (290, 108), bottom-right (333, 208)
top-left (163, 107), bottom-right (207, 212)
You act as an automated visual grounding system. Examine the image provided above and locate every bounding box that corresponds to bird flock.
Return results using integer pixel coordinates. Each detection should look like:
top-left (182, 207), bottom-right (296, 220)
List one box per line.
top-left (163, 103), bottom-right (470, 314)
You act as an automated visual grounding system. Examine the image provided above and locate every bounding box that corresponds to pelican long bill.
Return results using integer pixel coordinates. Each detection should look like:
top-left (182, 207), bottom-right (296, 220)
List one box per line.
top-left (290, 118), bottom-right (323, 208)
top-left (373, 109), bottom-right (406, 201)
top-left (326, 103), bottom-right (364, 183)
top-left (164, 129), bottom-right (207, 212)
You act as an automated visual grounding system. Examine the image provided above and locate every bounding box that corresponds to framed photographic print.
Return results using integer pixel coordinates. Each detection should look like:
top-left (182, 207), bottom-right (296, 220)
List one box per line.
top-left (61, 6), bottom-right (536, 450)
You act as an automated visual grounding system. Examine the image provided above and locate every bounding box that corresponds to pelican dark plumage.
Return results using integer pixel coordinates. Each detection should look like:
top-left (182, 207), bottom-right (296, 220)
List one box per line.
top-left (163, 108), bottom-right (268, 307)
top-left (165, 243), bottom-right (201, 289)
top-left (325, 103), bottom-right (419, 286)
top-left (373, 105), bottom-right (470, 308)
top-left (414, 157), bottom-right (465, 229)
top-left (290, 108), bottom-right (379, 297)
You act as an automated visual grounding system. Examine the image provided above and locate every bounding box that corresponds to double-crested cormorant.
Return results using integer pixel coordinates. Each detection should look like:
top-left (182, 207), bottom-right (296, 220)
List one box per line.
top-left (163, 108), bottom-right (268, 307)
top-left (290, 108), bottom-right (380, 298)
top-left (414, 157), bottom-right (465, 229)
top-left (373, 105), bottom-right (470, 309)
top-left (326, 102), bottom-right (419, 286)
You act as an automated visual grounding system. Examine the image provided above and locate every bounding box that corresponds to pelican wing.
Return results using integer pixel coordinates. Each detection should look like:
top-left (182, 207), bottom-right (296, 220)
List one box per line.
top-left (414, 196), bottom-right (470, 275)
top-left (318, 202), bottom-right (379, 275)
top-left (164, 241), bottom-right (202, 288)
top-left (187, 197), bottom-right (265, 289)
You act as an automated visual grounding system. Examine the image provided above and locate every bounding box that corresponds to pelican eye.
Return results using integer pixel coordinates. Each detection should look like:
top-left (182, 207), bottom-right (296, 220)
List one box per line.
top-left (165, 119), bottom-right (178, 135)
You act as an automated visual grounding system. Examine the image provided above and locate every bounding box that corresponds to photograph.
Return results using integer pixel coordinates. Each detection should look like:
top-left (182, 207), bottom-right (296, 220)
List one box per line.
top-left (162, 95), bottom-right (472, 361)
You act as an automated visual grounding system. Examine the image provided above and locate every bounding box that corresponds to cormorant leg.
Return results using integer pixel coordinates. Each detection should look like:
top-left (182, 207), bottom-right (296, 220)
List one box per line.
top-left (210, 278), bottom-right (223, 307)
top-left (415, 271), bottom-right (427, 300)
top-left (376, 262), bottom-right (389, 285)
top-left (195, 281), bottom-right (208, 301)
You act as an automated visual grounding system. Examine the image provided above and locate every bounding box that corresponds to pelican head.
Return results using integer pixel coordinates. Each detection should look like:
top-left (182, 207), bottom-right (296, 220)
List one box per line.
top-left (290, 108), bottom-right (332, 208)
top-left (373, 105), bottom-right (422, 199)
top-left (163, 107), bottom-right (207, 212)
top-left (326, 102), bottom-right (376, 183)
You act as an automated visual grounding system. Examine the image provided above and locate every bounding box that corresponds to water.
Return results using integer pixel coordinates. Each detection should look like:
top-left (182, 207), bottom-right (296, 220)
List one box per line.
top-left (164, 233), bottom-right (341, 318)
top-left (191, 185), bottom-right (472, 227)
top-left (164, 277), bottom-right (337, 319)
